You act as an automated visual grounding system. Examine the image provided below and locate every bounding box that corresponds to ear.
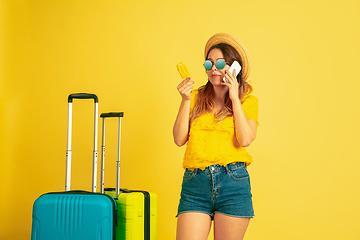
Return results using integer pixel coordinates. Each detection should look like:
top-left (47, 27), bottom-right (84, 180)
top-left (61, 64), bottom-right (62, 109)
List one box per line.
top-left (237, 74), bottom-right (242, 83)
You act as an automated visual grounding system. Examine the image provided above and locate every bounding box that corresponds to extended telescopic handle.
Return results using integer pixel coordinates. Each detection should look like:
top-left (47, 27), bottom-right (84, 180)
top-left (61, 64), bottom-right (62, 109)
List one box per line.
top-left (100, 112), bottom-right (124, 199)
top-left (68, 93), bottom-right (98, 103)
top-left (65, 93), bottom-right (99, 193)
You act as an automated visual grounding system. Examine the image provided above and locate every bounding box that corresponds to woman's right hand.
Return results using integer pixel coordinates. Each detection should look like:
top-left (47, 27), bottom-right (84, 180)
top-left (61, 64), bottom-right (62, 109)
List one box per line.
top-left (174, 77), bottom-right (194, 146)
top-left (177, 77), bottom-right (194, 101)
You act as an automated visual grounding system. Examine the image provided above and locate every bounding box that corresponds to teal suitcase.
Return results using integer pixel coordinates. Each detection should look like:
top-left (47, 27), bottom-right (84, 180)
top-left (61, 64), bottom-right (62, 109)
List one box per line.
top-left (31, 94), bottom-right (118, 240)
top-left (31, 191), bottom-right (117, 240)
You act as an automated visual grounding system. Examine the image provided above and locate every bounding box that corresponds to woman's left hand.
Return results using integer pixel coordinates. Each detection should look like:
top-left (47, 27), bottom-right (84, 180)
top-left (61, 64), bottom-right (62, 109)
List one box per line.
top-left (222, 69), bottom-right (239, 101)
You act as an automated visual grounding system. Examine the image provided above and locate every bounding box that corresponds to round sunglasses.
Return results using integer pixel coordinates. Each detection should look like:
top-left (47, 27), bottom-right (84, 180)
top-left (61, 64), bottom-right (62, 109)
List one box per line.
top-left (203, 59), bottom-right (228, 70)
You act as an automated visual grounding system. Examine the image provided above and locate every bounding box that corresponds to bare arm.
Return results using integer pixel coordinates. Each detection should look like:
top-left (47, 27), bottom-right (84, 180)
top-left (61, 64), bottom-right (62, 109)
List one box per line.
top-left (173, 78), bottom-right (194, 146)
top-left (223, 70), bottom-right (257, 147)
top-left (231, 98), bottom-right (257, 147)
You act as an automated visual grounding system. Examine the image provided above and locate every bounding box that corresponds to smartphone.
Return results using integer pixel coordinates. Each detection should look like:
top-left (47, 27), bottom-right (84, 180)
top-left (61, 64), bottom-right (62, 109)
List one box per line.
top-left (223, 61), bottom-right (241, 83)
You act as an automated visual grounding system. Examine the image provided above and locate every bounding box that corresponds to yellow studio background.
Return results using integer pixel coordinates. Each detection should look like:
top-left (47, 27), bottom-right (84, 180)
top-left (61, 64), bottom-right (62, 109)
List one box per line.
top-left (1, 0), bottom-right (360, 239)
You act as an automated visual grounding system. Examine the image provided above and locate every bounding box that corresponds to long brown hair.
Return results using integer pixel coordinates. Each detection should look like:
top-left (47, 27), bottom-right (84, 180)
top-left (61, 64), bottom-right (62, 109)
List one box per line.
top-left (190, 43), bottom-right (253, 123)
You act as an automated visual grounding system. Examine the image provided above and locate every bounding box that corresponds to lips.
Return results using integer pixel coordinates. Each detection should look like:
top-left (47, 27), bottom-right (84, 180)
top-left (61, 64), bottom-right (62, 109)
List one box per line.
top-left (211, 74), bottom-right (222, 78)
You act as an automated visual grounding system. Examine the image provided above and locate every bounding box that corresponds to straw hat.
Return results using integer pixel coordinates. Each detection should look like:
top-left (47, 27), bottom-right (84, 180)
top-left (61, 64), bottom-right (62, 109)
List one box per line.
top-left (204, 33), bottom-right (251, 81)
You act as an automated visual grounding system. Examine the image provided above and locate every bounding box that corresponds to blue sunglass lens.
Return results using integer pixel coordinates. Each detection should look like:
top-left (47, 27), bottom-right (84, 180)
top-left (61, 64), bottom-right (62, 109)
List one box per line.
top-left (204, 60), bottom-right (213, 70)
top-left (216, 59), bottom-right (226, 69)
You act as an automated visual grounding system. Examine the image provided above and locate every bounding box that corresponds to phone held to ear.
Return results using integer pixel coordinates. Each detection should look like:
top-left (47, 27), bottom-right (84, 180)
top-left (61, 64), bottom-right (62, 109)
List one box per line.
top-left (223, 61), bottom-right (241, 83)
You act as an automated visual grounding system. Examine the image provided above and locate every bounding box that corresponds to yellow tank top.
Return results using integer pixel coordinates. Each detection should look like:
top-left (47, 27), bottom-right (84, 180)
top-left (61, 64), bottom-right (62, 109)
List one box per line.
top-left (183, 89), bottom-right (259, 170)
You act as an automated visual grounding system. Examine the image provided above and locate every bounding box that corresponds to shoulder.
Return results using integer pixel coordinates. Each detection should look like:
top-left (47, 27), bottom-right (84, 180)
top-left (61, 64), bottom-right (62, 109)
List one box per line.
top-left (191, 89), bottom-right (199, 98)
top-left (190, 89), bottom-right (199, 111)
top-left (242, 94), bottom-right (258, 103)
top-left (241, 95), bottom-right (258, 110)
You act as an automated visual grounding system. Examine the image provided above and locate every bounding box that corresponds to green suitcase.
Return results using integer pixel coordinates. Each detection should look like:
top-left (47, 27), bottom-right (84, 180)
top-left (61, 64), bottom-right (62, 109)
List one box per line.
top-left (99, 112), bottom-right (157, 240)
top-left (104, 189), bottom-right (157, 240)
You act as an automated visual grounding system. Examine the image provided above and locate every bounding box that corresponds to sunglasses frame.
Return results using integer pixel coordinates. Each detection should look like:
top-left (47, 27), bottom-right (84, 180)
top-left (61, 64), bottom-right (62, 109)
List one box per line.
top-left (203, 59), bottom-right (228, 71)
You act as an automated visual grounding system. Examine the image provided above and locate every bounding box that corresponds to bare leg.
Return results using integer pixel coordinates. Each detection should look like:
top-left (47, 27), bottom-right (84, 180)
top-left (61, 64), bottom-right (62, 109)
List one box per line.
top-left (176, 212), bottom-right (212, 240)
top-left (213, 213), bottom-right (250, 240)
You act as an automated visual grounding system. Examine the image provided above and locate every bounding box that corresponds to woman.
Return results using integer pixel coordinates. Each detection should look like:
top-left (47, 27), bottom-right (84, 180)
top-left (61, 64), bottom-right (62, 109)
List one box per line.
top-left (173, 33), bottom-right (259, 240)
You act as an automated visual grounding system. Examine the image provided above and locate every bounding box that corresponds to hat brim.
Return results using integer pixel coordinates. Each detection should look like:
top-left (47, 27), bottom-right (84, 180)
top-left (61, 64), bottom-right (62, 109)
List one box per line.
top-left (204, 33), bottom-right (251, 81)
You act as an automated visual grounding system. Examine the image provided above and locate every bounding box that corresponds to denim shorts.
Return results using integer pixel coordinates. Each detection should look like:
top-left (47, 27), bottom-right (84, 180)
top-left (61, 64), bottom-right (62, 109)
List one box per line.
top-left (177, 162), bottom-right (254, 218)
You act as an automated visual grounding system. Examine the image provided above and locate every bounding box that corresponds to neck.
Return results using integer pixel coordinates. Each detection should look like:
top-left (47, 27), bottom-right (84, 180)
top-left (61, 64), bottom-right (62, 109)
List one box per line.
top-left (213, 85), bottom-right (228, 101)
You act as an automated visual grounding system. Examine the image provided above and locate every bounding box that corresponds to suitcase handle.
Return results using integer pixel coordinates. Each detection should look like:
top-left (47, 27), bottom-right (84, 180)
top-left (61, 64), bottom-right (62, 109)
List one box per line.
top-left (65, 93), bottom-right (99, 192)
top-left (68, 93), bottom-right (98, 103)
top-left (100, 112), bottom-right (124, 198)
top-left (100, 112), bottom-right (124, 118)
